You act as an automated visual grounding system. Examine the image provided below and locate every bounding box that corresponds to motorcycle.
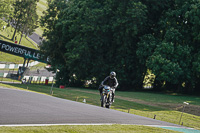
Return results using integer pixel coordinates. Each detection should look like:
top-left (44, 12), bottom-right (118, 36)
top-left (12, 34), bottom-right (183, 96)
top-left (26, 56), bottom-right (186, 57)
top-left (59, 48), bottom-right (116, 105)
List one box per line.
top-left (101, 85), bottom-right (113, 108)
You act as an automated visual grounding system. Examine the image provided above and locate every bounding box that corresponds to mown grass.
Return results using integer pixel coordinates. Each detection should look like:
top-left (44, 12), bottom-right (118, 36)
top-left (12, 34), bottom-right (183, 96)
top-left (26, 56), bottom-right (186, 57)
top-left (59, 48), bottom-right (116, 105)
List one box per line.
top-left (0, 52), bottom-right (24, 64)
top-left (0, 78), bottom-right (21, 83)
top-left (36, 0), bottom-right (48, 18)
top-left (35, 0), bottom-right (48, 37)
top-left (0, 125), bottom-right (180, 133)
top-left (0, 22), bottom-right (38, 49)
top-left (116, 91), bottom-right (200, 106)
top-left (0, 84), bottom-right (200, 130)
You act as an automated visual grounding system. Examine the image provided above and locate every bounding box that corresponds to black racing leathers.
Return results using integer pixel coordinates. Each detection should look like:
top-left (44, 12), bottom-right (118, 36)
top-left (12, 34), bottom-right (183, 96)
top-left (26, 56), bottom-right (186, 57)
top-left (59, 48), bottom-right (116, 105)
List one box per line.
top-left (101, 76), bottom-right (118, 89)
top-left (98, 76), bottom-right (119, 102)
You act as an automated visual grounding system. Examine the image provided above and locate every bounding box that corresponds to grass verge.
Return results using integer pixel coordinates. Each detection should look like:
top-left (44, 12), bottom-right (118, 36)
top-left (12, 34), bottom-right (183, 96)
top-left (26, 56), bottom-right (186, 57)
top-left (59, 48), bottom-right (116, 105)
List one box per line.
top-left (116, 91), bottom-right (200, 105)
top-left (0, 125), bottom-right (181, 133)
top-left (0, 78), bottom-right (21, 83)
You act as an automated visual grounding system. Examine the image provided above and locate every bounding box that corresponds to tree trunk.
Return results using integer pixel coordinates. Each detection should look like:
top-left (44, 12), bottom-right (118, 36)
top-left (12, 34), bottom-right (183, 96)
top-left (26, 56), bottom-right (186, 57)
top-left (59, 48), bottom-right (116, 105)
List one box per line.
top-left (164, 82), bottom-right (180, 92)
top-left (12, 28), bottom-right (17, 41)
top-left (152, 77), bottom-right (162, 91)
top-left (19, 33), bottom-right (23, 44)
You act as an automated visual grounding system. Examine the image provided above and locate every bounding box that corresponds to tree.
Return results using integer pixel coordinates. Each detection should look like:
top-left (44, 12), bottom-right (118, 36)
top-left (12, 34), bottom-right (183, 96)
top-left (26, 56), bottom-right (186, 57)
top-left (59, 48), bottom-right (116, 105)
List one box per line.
top-left (41, 0), bottom-right (147, 89)
top-left (137, 0), bottom-right (200, 93)
top-left (0, 0), bottom-right (14, 28)
top-left (18, 0), bottom-right (39, 44)
top-left (11, 0), bottom-right (39, 42)
top-left (41, 0), bottom-right (200, 93)
top-left (40, 0), bottom-right (70, 86)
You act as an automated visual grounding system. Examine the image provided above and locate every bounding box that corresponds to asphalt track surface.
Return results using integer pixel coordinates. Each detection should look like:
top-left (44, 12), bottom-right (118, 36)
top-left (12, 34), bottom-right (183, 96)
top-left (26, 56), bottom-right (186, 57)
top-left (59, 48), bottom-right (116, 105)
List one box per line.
top-left (1, 87), bottom-right (199, 132)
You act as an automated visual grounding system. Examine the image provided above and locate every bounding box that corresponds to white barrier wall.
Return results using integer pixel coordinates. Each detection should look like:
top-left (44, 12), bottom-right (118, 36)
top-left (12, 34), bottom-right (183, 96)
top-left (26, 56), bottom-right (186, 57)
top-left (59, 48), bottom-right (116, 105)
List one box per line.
top-left (28, 61), bottom-right (39, 67)
top-left (32, 76), bottom-right (38, 81)
top-left (0, 74), bottom-right (54, 82)
top-left (18, 64), bottom-right (23, 67)
top-left (49, 77), bottom-right (54, 82)
top-left (23, 76), bottom-right (30, 81)
top-left (0, 61), bottom-right (39, 69)
top-left (3, 73), bottom-right (8, 77)
top-left (41, 76), bottom-right (46, 82)
top-left (9, 64), bottom-right (15, 69)
top-left (0, 64), bottom-right (5, 69)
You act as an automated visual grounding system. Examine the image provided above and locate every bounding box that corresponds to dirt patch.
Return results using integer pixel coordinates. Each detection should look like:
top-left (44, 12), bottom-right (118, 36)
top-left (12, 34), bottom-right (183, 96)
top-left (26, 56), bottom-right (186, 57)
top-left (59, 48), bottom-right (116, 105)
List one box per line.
top-left (67, 88), bottom-right (200, 116)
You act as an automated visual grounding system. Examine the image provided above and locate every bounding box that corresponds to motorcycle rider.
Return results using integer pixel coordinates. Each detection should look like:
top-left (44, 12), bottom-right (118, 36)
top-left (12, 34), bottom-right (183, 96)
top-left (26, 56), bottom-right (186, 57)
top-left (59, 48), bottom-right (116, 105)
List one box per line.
top-left (98, 71), bottom-right (119, 102)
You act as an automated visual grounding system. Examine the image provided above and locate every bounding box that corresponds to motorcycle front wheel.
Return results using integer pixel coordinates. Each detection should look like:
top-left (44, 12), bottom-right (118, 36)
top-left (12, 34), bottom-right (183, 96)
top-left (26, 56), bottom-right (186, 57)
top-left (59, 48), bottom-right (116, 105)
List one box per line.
top-left (105, 104), bottom-right (110, 109)
top-left (105, 94), bottom-right (111, 109)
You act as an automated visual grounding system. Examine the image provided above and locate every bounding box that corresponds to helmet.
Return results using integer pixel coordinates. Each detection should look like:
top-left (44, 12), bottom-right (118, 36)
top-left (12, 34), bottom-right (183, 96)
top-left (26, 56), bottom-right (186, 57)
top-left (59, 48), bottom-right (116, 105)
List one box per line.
top-left (110, 71), bottom-right (116, 79)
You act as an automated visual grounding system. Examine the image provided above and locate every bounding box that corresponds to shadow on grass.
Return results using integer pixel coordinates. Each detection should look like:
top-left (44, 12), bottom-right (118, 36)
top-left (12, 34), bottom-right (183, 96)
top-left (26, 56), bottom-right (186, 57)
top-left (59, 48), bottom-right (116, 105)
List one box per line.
top-left (0, 34), bottom-right (12, 41)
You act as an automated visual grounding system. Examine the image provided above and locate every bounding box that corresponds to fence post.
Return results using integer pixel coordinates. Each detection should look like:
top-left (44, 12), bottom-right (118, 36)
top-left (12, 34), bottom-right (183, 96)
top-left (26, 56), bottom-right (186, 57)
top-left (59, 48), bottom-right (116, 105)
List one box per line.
top-left (179, 102), bottom-right (189, 125)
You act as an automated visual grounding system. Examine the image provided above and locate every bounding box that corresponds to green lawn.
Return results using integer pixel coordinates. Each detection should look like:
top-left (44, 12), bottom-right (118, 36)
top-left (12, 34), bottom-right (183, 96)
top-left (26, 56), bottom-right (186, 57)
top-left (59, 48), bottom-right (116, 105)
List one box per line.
top-left (35, 0), bottom-right (48, 36)
top-left (0, 84), bottom-right (199, 130)
top-left (0, 22), bottom-right (38, 49)
top-left (116, 91), bottom-right (200, 106)
top-left (0, 125), bottom-right (180, 133)
top-left (36, 0), bottom-right (48, 18)
top-left (0, 52), bottom-right (24, 64)
top-left (0, 78), bottom-right (21, 83)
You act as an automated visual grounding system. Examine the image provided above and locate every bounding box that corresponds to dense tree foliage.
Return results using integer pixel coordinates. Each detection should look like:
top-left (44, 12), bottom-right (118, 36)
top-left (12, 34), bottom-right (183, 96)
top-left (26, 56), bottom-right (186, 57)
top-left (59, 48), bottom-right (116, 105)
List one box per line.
top-left (137, 0), bottom-right (200, 93)
top-left (11, 0), bottom-right (39, 43)
top-left (41, 0), bottom-right (200, 93)
top-left (41, 0), bottom-right (147, 89)
top-left (0, 0), bottom-right (14, 28)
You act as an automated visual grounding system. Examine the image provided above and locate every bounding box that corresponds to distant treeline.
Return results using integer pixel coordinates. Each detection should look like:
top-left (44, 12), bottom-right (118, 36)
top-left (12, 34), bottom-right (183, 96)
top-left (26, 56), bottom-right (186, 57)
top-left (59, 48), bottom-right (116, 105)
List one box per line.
top-left (40, 0), bottom-right (200, 93)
